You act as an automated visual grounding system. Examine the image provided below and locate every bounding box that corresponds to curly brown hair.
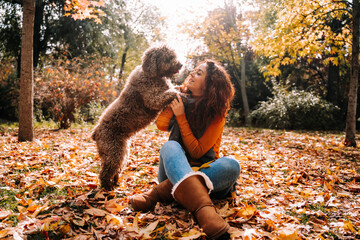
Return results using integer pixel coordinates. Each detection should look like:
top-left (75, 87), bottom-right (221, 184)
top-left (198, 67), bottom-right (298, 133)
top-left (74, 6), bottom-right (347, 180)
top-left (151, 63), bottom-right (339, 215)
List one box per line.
top-left (181, 60), bottom-right (235, 134)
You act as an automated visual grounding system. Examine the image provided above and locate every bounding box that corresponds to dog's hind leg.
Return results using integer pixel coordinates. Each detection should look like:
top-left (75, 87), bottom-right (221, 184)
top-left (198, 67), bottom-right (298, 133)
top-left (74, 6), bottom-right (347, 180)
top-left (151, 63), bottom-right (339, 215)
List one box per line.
top-left (99, 138), bottom-right (129, 190)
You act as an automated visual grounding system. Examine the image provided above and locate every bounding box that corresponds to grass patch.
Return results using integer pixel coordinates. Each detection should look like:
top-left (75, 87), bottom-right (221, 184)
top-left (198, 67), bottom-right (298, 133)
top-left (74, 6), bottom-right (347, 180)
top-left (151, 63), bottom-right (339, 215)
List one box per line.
top-left (0, 188), bottom-right (20, 212)
top-left (7, 215), bottom-right (19, 227)
top-left (300, 214), bottom-right (309, 224)
top-left (308, 203), bottom-right (326, 212)
top-left (37, 186), bottom-right (68, 200)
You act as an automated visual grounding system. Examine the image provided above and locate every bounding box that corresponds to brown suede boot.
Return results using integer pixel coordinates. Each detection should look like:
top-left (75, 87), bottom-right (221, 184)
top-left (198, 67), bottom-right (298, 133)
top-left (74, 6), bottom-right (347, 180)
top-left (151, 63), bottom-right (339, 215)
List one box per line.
top-left (130, 179), bottom-right (174, 211)
top-left (173, 174), bottom-right (230, 240)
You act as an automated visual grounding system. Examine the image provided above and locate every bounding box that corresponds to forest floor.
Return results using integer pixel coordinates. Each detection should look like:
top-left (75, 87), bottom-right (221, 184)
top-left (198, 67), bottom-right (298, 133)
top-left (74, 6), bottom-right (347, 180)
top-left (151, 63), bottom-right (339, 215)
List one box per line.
top-left (0, 125), bottom-right (359, 239)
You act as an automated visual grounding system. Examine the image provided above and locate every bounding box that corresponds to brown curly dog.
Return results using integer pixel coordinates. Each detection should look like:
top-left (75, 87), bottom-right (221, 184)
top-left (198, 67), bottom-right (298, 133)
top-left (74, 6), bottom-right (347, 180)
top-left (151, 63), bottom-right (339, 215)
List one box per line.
top-left (92, 45), bottom-right (182, 190)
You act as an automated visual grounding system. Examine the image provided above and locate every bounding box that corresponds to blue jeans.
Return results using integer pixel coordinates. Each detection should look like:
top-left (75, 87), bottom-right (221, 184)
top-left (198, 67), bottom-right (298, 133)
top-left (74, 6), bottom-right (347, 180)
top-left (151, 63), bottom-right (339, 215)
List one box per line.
top-left (158, 141), bottom-right (240, 199)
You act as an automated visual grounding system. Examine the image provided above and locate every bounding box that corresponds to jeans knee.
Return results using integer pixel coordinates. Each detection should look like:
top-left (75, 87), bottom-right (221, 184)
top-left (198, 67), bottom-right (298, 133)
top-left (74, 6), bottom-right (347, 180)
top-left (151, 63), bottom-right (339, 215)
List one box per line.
top-left (160, 141), bottom-right (184, 159)
top-left (162, 140), bottom-right (181, 151)
top-left (221, 157), bottom-right (240, 180)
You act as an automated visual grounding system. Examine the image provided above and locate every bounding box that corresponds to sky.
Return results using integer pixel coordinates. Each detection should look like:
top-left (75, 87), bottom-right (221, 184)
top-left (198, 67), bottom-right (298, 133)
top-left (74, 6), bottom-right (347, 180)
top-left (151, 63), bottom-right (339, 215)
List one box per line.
top-left (145, 0), bottom-right (225, 62)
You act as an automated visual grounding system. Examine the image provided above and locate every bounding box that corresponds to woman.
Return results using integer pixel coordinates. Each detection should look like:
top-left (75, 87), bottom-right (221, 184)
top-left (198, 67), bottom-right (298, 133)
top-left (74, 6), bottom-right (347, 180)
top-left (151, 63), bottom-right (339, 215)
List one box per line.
top-left (130, 60), bottom-right (240, 239)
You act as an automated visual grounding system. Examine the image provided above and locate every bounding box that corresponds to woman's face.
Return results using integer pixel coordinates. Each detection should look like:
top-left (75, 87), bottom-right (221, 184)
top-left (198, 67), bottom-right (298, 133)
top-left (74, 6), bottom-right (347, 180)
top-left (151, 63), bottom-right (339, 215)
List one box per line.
top-left (187, 63), bottom-right (207, 97)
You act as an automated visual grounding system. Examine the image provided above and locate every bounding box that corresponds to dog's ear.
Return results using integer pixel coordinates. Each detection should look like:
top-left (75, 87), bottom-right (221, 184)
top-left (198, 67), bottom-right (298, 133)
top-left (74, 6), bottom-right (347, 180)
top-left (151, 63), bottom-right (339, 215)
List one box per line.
top-left (142, 47), bottom-right (158, 78)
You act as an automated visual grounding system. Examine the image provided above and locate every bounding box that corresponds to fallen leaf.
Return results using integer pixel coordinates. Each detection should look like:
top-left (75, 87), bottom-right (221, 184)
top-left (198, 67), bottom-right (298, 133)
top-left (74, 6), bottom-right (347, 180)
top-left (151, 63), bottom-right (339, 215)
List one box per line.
top-left (84, 208), bottom-right (108, 217)
top-left (0, 229), bottom-right (10, 238)
top-left (72, 218), bottom-right (86, 227)
top-left (0, 210), bottom-right (12, 220)
top-left (178, 228), bottom-right (204, 240)
top-left (277, 228), bottom-right (301, 240)
top-left (139, 220), bottom-right (159, 238)
top-left (106, 214), bottom-right (124, 226)
top-left (343, 220), bottom-right (357, 234)
top-left (236, 204), bottom-right (257, 219)
top-left (104, 199), bottom-right (125, 213)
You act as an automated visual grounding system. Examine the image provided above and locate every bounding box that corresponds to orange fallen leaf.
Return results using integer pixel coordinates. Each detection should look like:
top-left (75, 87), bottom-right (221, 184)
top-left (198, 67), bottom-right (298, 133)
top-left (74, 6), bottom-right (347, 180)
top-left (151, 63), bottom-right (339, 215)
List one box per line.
top-left (27, 204), bottom-right (41, 213)
top-left (179, 228), bottom-right (204, 240)
top-left (18, 197), bottom-right (32, 206)
top-left (343, 220), bottom-right (357, 234)
top-left (59, 224), bottom-right (71, 234)
top-left (106, 214), bottom-right (124, 226)
top-left (277, 228), bottom-right (301, 240)
top-left (0, 229), bottom-right (10, 238)
top-left (324, 181), bottom-right (334, 192)
top-left (235, 203), bottom-right (257, 219)
top-left (104, 199), bottom-right (125, 213)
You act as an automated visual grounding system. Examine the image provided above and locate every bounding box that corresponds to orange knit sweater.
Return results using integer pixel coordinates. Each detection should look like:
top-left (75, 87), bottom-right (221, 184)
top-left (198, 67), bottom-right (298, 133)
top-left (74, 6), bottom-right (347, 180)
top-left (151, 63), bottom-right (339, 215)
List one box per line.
top-left (156, 107), bottom-right (225, 160)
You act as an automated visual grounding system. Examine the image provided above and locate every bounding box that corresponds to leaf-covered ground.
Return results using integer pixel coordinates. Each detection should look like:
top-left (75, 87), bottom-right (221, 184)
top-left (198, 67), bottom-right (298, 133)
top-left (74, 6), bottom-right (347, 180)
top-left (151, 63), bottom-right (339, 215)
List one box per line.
top-left (0, 126), bottom-right (359, 239)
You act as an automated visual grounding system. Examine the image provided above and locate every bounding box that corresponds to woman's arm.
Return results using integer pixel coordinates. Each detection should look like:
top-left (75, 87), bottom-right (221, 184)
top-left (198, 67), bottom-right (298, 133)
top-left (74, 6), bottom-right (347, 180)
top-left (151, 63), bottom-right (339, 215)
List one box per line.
top-left (156, 107), bottom-right (174, 131)
top-left (176, 114), bottom-right (225, 159)
top-left (169, 95), bottom-right (225, 159)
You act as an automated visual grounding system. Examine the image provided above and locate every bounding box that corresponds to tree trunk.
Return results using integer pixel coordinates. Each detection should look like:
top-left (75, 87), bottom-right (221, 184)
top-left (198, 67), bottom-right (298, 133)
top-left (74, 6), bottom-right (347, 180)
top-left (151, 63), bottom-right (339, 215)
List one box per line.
top-left (118, 46), bottom-right (129, 80)
top-left (232, 62), bottom-right (250, 126)
top-left (227, 0), bottom-right (250, 126)
top-left (345, 0), bottom-right (359, 147)
top-left (18, 0), bottom-right (35, 142)
top-left (327, 61), bottom-right (339, 106)
top-left (240, 58), bottom-right (250, 125)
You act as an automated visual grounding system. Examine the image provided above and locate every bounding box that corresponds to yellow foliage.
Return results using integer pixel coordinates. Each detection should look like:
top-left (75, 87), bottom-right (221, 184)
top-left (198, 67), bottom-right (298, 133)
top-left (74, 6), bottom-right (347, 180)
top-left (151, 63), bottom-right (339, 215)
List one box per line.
top-left (250, 0), bottom-right (349, 77)
top-left (183, 6), bottom-right (248, 66)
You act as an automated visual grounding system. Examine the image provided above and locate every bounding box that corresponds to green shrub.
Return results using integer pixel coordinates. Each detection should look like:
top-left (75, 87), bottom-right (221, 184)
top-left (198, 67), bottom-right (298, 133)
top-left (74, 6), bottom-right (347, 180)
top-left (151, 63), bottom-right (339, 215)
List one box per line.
top-left (74, 101), bottom-right (105, 125)
top-left (226, 108), bottom-right (243, 127)
top-left (250, 80), bottom-right (341, 130)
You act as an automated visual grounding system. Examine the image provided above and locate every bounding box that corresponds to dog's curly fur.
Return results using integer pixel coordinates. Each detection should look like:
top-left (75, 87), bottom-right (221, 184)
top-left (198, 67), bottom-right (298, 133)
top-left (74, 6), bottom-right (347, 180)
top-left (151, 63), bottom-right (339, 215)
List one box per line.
top-left (92, 45), bottom-right (182, 190)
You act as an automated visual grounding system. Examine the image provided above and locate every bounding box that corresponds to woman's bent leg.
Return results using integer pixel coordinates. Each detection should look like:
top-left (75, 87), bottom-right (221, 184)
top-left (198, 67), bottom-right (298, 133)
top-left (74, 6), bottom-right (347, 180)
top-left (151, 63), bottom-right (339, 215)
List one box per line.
top-left (158, 141), bottom-right (214, 192)
top-left (160, 141), bottom-right (230, 238)
top-left (158, 141), bottom-right (194, 184)
top-left (200, 157), bottom-right (240, 198)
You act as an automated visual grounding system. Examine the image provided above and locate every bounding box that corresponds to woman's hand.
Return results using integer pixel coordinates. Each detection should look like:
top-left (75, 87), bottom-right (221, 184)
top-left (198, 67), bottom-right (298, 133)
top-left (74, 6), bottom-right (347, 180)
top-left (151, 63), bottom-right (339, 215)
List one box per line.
top-left (170, 94), bottom-right (185, 116)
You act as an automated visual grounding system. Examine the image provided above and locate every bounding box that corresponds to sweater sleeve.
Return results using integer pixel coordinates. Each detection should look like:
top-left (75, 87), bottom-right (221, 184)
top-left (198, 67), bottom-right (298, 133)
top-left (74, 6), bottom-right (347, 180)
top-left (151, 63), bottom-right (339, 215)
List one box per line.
top-left (175, 114), bottom-right (225, 159)
top-left (156, 107), bottom-right (174, 131)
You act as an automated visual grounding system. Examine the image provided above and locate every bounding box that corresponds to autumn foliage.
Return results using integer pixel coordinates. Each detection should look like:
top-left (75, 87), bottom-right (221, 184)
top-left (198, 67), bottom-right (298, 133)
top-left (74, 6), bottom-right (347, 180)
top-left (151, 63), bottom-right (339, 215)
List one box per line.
top-left (34, 56), bottom-right (117, 128)
top-left (64, 0), bottom-right (105, 23)
top-left (250, 0), bottom-right (350, 78)
top-left (0, 126), bottom-right (359, 239)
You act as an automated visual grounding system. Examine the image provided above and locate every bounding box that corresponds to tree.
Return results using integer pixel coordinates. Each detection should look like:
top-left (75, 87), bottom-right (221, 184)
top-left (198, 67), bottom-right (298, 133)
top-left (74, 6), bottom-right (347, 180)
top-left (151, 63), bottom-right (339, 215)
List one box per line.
top-left (250, 0), bottom-right (358, 145)
top-left (102, 0), bottom-right (164, 84)
top-left (185, 1), bottom-right (251, 125)
top-left (345, 0), bottom-right (359, 147)
top-left (249, 0), bottom-right (351, 104)
top-left (251, 0), bottom-right (351, 78)
top-left (18, 0), bottom-right (35, 141)
top-left (17, 0), bottom-right (104, 141)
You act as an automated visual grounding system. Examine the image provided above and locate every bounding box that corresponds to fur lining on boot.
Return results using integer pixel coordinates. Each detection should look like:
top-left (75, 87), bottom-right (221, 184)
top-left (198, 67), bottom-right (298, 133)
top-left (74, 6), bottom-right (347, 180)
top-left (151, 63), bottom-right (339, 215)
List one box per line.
top-left (171, 171), bottom-right (214, 199)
